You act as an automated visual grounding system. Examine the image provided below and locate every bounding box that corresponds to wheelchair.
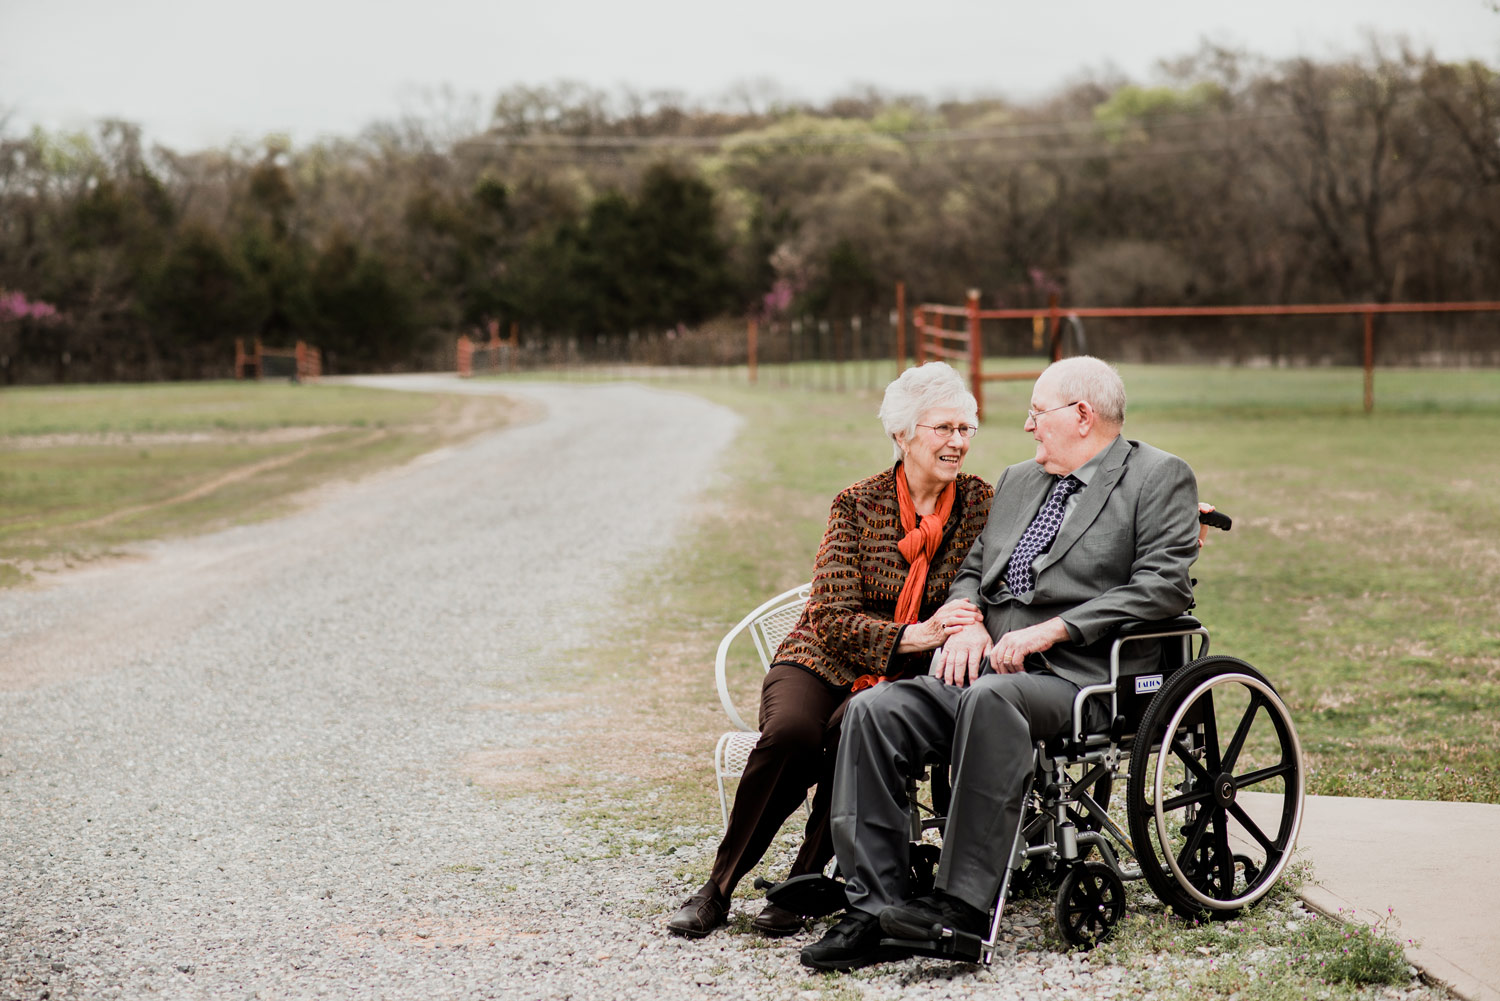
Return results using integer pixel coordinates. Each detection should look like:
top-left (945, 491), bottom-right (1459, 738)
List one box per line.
top-left (766, 511), bottom-right (1306, 963)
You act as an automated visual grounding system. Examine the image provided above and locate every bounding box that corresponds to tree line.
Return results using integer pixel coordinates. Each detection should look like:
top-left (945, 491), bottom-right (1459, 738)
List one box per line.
top-left (1, 40), bottom-right (1497, 382)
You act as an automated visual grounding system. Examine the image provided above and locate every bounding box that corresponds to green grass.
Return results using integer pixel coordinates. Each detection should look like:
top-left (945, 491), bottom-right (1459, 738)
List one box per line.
top-left (1090, 867), bottom-right (1414, 1001)
top-left (0, 381), bottom-right (438, 435)
top-left (0, 380), bottom-right (522, 584)
top-left (589, 363), bottom-right (1500, 809)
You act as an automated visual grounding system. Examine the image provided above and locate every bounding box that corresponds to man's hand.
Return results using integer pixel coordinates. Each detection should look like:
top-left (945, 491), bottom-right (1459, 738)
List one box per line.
top-left (935, 622), bottom-right (991, 687)
top-left (1197, 501), bottom-right (1215, 548)
top-left (988, 618), bottom-right (1070, 674)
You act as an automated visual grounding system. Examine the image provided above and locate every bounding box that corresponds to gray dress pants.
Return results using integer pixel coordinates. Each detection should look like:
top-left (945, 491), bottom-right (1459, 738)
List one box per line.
top-left (830, 670), bottom-right (1079, 915)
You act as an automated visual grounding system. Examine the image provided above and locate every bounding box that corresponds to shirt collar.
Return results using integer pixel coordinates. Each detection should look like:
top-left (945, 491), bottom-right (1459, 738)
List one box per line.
top-left (1067, 438), bottom-right (1116, 487)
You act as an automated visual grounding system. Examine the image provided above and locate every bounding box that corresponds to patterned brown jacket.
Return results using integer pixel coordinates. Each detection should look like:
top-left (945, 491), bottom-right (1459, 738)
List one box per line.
top-left (774, 465), bottom-right (994, 688)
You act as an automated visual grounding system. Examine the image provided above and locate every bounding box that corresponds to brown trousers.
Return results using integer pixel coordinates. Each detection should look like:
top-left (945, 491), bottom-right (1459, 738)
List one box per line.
top-left (708, 663), bottom-right (849, 899)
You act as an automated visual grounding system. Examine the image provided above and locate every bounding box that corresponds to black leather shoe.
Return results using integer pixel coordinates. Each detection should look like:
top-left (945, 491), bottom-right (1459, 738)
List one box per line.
top-left (879, 891), bottom-right (988, 942)
top-left (800, 910), bottom-right (906, 970)
top-left (667, 882), bottom-right (729, 938)
top-left (751, 902), bottom-right (804, 937)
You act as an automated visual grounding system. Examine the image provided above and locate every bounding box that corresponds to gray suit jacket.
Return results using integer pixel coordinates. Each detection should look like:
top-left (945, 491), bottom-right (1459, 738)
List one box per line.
top-left (948, 435), bottom-right (1199, 689)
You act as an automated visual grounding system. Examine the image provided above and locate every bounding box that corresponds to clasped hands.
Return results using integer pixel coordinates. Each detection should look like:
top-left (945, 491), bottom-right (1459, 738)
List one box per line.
top-left (897, 598), bottom-right (983, 655)
top-left (933, 615), bottom-right (1071, 688)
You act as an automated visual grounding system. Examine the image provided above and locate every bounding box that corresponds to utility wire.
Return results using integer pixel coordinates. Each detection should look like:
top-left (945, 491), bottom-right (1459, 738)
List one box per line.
top-left (458, 107), bottom-right (1306, 152)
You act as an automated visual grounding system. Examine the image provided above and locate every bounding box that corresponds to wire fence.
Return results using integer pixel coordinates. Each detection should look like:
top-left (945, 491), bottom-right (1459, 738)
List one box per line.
top-left (449, 305), bottom-right (1500, 415)
top-left (461, 305), bottom-right (1497, 370)
top-left (457, 313), bottom-right (917, 392)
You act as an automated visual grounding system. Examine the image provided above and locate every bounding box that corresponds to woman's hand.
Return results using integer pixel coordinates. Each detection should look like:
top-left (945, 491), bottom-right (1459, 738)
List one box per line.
top-left (896, 598), bottom-right (982, 655)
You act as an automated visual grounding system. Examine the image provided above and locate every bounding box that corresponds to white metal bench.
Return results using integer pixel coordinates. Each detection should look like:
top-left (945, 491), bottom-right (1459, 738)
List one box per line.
top-left (712, 582), bottom-right (812, 830)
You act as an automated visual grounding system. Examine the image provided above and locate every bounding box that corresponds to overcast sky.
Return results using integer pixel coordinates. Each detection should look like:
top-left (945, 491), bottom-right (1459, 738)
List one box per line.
top-left (3, 0), bottom-right (1498, 152)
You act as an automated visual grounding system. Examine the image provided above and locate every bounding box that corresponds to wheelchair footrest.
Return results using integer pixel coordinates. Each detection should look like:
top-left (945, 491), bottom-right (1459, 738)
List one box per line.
top-left (761, 873), bottom-right (848, 918)
top-left (881, 932), bottom-right (985, 964)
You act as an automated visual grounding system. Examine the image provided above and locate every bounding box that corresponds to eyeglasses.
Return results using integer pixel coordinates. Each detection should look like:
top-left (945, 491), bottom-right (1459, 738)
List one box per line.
top-left (916, 423), bottom-right (979, 440)
top-left (1026, 401), bottom-right (1080, 422)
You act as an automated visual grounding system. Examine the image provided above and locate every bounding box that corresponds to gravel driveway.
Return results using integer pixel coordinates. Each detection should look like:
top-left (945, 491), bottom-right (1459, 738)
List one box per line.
top-left (1, 376), bottom-right (759, 1000)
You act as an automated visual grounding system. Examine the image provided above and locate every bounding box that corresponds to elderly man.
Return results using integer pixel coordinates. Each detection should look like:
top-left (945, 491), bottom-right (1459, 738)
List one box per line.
top-left (801, 356), bottom-right (1200, 970)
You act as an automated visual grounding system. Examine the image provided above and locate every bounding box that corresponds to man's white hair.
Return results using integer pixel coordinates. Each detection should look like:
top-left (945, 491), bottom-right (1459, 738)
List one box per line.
top-left (1041, 356), bottom-right (1127, 425)
top-left (878, 362), bottom-right (979, 460)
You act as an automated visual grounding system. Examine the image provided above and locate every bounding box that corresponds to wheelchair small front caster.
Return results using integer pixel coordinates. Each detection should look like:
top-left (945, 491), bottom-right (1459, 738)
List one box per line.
top-left (1054, 861), bottom-right (1126, 948)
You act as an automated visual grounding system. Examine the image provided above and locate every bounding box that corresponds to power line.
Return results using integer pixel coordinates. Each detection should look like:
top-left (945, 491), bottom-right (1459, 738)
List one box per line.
top-left (456, 107), bottom-right (1305, 154)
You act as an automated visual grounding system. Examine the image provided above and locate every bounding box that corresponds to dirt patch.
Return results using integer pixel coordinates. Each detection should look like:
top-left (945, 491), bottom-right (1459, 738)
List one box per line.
top-left (3, 389), bottom-right (538, 597)
top-left (0, 427), bottom-right (345, 449)
top-left (70, 430), bottom-right (387, 532)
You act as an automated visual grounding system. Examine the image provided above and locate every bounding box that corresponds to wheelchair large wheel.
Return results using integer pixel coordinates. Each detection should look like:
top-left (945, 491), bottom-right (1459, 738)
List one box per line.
top-left (1126, 656), bottom-right (1304, 918)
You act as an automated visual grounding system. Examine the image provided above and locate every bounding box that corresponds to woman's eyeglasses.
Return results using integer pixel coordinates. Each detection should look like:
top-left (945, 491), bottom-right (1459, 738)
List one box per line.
top-left (916, 423), bottom-right (979, 440)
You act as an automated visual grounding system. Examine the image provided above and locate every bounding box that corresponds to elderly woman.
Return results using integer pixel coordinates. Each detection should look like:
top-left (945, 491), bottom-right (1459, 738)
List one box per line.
top-left (668, 362), bottom-right (994, 939)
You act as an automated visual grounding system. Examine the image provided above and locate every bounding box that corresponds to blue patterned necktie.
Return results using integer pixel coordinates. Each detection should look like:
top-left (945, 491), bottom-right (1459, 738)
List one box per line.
top-left (1004, 475), bottom-right (1083, 595)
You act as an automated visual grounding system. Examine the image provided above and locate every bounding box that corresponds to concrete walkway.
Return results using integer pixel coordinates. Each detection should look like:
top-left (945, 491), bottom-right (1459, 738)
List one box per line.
top-left (1286, 795), bottom-right (1500, 1001)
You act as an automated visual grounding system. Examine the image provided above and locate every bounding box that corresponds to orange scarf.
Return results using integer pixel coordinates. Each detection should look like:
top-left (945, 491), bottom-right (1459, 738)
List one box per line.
top-left (850, 467), bottom-right (956, 692)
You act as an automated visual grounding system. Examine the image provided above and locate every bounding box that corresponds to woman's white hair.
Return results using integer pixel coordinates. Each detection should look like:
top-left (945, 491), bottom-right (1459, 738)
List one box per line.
top-left (878, 362), bottom-right (978, 460)
top-left (1041, 356), bottom-right (1127, 425)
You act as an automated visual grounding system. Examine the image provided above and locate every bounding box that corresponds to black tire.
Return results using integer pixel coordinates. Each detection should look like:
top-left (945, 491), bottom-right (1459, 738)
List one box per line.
top-left (1054, 861), bottom-right (1125, 948)
top-left (1125, 656), bottom-right (1304, 919)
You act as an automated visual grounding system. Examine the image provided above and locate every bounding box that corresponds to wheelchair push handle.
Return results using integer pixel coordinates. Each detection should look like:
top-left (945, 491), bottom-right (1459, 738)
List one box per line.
top-left (1197, 508), bottom-right (1232, 532)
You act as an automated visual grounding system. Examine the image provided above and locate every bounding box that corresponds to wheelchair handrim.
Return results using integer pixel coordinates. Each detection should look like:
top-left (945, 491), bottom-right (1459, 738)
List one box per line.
top-left (1152, 671), bottom-right (1306, 911)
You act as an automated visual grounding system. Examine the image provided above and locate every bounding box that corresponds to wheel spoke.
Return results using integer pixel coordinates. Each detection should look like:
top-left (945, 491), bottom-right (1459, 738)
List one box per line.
top-left (1212, 815), bottom-right (1235, 896)
top-left (1176, 809), bottom-right (1213, 872)
top-left (1227, 800), bottom-right (1281, 853)
top-left (1234, 760), bottom-right (1295, 790)
top-left (1169, 736), bottom-right (1216, 786)
top-left (1219, 693), bottom-right (1265, 774)
top-left (1161, 787), bottom-right (1212, 812)
top-left (1198, 691), bottom-right (1223, 772)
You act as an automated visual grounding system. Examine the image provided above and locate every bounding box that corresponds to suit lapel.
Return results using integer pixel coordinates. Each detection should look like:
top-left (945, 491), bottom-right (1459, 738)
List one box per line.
top-left (1034, 436), bottom-right (1132, 574)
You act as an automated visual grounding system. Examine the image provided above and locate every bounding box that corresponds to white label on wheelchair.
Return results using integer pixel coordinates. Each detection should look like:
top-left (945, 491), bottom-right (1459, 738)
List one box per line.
top-left (1134, 674), bottom-right (1163, 695)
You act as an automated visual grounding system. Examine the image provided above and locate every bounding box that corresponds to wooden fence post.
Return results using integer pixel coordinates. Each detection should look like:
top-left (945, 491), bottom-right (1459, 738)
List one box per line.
top-left (833, 318), bottom-right (845, 391)
top-left (1048, 292), bottom-right (1062, 361)
top-left (895, 280), bottom-right (906, 375)
top-left (747, 316), bottom-right (758, 385)
top-left (456, 334), bottom-right (473, 378)
top-left (967, 289), bottom-right (983, 419)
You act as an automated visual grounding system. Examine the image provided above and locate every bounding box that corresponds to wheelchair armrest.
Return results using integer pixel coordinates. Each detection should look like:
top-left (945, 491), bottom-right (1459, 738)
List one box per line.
top-left (1114, 615), bottom-right (1202, 640)
top-left (1068, 615), bottom-right (1210, 742)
